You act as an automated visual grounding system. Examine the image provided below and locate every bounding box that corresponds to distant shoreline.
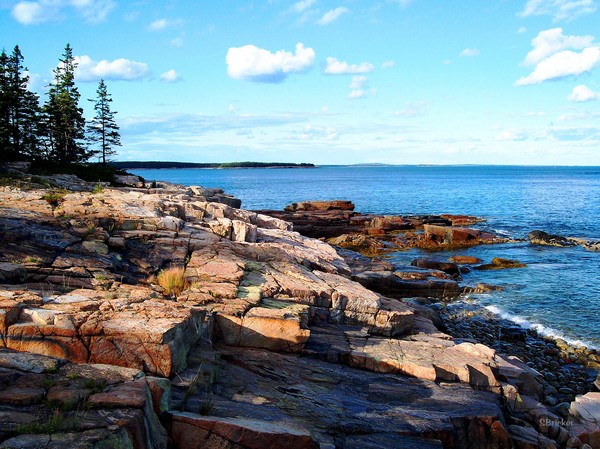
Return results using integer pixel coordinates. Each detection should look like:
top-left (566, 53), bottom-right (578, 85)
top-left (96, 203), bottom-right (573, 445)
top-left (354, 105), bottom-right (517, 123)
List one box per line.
top-left (111, 161), bottom-right (316, 170)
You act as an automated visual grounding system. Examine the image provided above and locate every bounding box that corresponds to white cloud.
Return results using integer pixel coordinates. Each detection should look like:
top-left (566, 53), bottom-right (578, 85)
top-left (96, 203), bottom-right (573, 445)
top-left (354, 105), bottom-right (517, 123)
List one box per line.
top-left (11, 1), bottom-right (47, 24)
top-left (324, 57), bottom-right (375, 75)
top-left (518, 26), bottom-right (528, 33)
top-left (516, 47), bottom-right (600, 85)
top-left (523, 28), bottom-right (594, 65)
top-left (71, 0), bottom-right (115, 24)
top-left (160, 69), bottom-right (181, 83)
top-left (11, 0), bottom-right (115, 25)
top-left (226, 43), bottom-right (315, 83)
top-left (460, 48), bottom-right (480, 57)
top-left (519, 0), bottom-right (596, 22)
top-left (317, 7), bottom-right (349, 25)
top-left (148, 19), bottom-right (168, 30)
top-left (348, 90), bottom-right (365, 99)
top-left (74, 55), bottom-right (150, 82)
top-left (290, 0), bottom-right (316, 13)
top-left (349, 76), bottom-right (368, 89)
top-left (516, 28), bottom-right (600, 85)
top-left (381, 60), bottom-right (395, 69)
top-left (568, 84), bottom-right (600, 101)
top-left (148, 18), bottom-right (183, 31)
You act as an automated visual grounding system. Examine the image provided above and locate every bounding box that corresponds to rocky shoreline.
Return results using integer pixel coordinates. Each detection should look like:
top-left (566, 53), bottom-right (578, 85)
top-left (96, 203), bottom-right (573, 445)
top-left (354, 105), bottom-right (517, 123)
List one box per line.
top-left (439, 301), bottom-right (598, 403)
top-left (0, 168), bottom-right (599, 448)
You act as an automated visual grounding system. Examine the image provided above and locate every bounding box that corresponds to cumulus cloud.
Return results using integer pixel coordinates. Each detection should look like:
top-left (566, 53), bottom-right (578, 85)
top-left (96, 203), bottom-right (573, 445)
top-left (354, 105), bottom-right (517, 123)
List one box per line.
top-left (460, 48), bottom-right (480, 57)
top-left (317, 7), bottom-right (349, 25)
top-left (160, 69), bottom-right (181, 83)
top-left (73, 55), bottom-right (150, 82)
top-left (290, 0), bottom-right (316, 13)
top-left (381, 60), bottom-right (395, 69)
top-left (516, 28), bottom-right (600, 85)
top-left (519, 0), bottom-right (596, 22)
top-left (11, 0), bottom-right (116, 25)
top-left (568, 84), bottom-right (600, 101)
top-left (523, 28), bottom-right (594, 65)
top-left (348, 90), bottom-right (365, 99)
top-left (226, 43), bottom-right (315, 83)
top-left (324, 57), bottom-right (374, 75)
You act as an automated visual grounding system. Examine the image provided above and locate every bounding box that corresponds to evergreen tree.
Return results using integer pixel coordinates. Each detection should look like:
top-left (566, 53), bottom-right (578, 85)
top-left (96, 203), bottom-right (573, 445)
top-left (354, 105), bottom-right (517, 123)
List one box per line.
top-left (87, 79), bottom-right (121, 164)
top-left (43, 43), bottom-right (87, 165)
top-left (0, 50), bottom-right (10, 160)
top-left (0, 46), bottom-right (41, 162)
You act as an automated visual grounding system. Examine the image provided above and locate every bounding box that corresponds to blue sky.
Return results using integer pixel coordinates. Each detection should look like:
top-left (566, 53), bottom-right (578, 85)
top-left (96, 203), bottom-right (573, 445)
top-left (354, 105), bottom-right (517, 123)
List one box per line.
top-left (2, 0), bottom-right (600, 165)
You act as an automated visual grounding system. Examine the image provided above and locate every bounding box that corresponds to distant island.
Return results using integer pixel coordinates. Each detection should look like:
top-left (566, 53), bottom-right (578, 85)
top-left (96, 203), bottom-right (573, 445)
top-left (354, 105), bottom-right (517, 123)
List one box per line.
top-left (111, 161), bottom-right (316, 169)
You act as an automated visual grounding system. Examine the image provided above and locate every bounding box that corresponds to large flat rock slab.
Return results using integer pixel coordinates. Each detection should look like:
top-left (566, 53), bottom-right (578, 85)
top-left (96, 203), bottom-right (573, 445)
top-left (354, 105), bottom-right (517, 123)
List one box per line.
top-left (1, 287), bottom-right (204, 377)
top-left (304, 324), bottom-right (501, 392)
top-left (178, 344), bottom-right (511, 449)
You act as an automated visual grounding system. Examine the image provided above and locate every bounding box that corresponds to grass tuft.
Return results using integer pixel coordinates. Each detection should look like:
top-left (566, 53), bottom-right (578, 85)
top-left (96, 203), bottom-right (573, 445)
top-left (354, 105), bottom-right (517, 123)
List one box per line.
top-left (157, 266), bottom-right (189, 297)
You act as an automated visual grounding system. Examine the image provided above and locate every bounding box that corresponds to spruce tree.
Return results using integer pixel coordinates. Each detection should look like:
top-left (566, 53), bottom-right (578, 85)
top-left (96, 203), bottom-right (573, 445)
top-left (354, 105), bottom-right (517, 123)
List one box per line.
top-left (87, 79), bottom-right (121, 164)
top-left (43, 43), bottom-right (87, 165)
top-left (0, 46), bottom-right (41, 163)
top-left (0, 51), bottom-right (10, 160)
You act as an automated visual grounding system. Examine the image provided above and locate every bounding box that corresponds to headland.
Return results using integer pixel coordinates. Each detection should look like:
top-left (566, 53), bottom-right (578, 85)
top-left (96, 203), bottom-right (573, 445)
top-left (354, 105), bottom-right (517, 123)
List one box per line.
top-left (0, 162), bottom-right (598, 449)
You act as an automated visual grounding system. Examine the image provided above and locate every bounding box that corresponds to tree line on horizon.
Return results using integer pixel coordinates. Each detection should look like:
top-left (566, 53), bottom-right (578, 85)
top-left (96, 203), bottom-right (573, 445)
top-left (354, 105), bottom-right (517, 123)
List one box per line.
top-left (0, 43), bottom-right (121, 167)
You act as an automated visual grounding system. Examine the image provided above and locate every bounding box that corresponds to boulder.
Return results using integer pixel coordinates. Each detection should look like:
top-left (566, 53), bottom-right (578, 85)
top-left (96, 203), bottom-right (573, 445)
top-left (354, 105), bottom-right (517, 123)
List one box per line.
top-left (215, 302), bottom-right (311, 353)
top-left (449, 255), bottom-right (483, 264)
top-left (422, 224), bottom-right (501, 248)
top-left (569, 392), bottom-right (600, 448)
top-left (411, 258), bottom-right (461, 277)
top-left (284, 200), bottom-right (354, 212)
top-left (528, 230), bottom-right (576, 247)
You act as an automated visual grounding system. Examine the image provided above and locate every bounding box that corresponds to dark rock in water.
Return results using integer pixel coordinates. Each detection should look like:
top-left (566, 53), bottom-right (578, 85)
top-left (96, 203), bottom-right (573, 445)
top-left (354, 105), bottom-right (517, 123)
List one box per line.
top-left (474, 257), bottom-right (527, 270)
top-left (528, 230), bottom-right (576, 247)
top-left (411, 258), bottom-right (461, 278)
top-left (499, 326), bottom-right (527, 342)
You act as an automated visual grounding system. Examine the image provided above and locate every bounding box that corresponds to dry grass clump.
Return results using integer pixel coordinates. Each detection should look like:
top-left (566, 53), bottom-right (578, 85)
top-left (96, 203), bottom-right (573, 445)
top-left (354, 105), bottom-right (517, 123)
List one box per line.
top-left (157, 266), bottom-right (189, 297)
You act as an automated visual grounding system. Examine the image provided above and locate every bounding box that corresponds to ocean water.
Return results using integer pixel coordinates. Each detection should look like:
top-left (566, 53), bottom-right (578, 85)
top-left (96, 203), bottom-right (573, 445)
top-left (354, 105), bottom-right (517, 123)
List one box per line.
top-left (131, 165), bottom-right (600, 348)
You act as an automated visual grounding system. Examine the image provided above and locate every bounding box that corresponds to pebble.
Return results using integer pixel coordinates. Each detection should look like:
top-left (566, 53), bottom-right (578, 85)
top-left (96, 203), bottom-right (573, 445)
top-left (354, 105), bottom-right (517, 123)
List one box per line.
top-left (439, 303), bottom-right (598, 404)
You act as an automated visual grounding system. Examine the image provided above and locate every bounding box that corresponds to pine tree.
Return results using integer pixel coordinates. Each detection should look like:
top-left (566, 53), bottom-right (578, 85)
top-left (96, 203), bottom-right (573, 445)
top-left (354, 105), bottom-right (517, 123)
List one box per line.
top-left (0, 50), bottom-right (10, 160)
top-left (87, 79), bottom-right (121, 164)
top-left (0, 46), bottom-right (41, 163)
top-left (43, 43), bottom-right (87, 165)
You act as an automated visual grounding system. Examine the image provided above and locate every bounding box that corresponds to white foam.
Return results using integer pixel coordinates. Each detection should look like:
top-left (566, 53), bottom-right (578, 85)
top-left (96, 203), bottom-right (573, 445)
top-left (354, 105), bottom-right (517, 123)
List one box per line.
top-left (484, 305), bottom-right (598, 350)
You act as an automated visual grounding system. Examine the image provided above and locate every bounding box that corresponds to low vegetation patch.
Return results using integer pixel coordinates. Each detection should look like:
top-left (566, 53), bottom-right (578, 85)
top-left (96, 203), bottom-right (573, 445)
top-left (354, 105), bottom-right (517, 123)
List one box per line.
top-left (157, 266), bottom-right (189, 297)
top-left (41, 189), bottom-right (68, 208)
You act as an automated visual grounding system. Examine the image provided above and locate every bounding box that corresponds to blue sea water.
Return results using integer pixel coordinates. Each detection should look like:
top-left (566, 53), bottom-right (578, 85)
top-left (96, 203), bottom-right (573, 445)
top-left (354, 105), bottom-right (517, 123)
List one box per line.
top-left (131, 165), bottom-right (600, 348)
